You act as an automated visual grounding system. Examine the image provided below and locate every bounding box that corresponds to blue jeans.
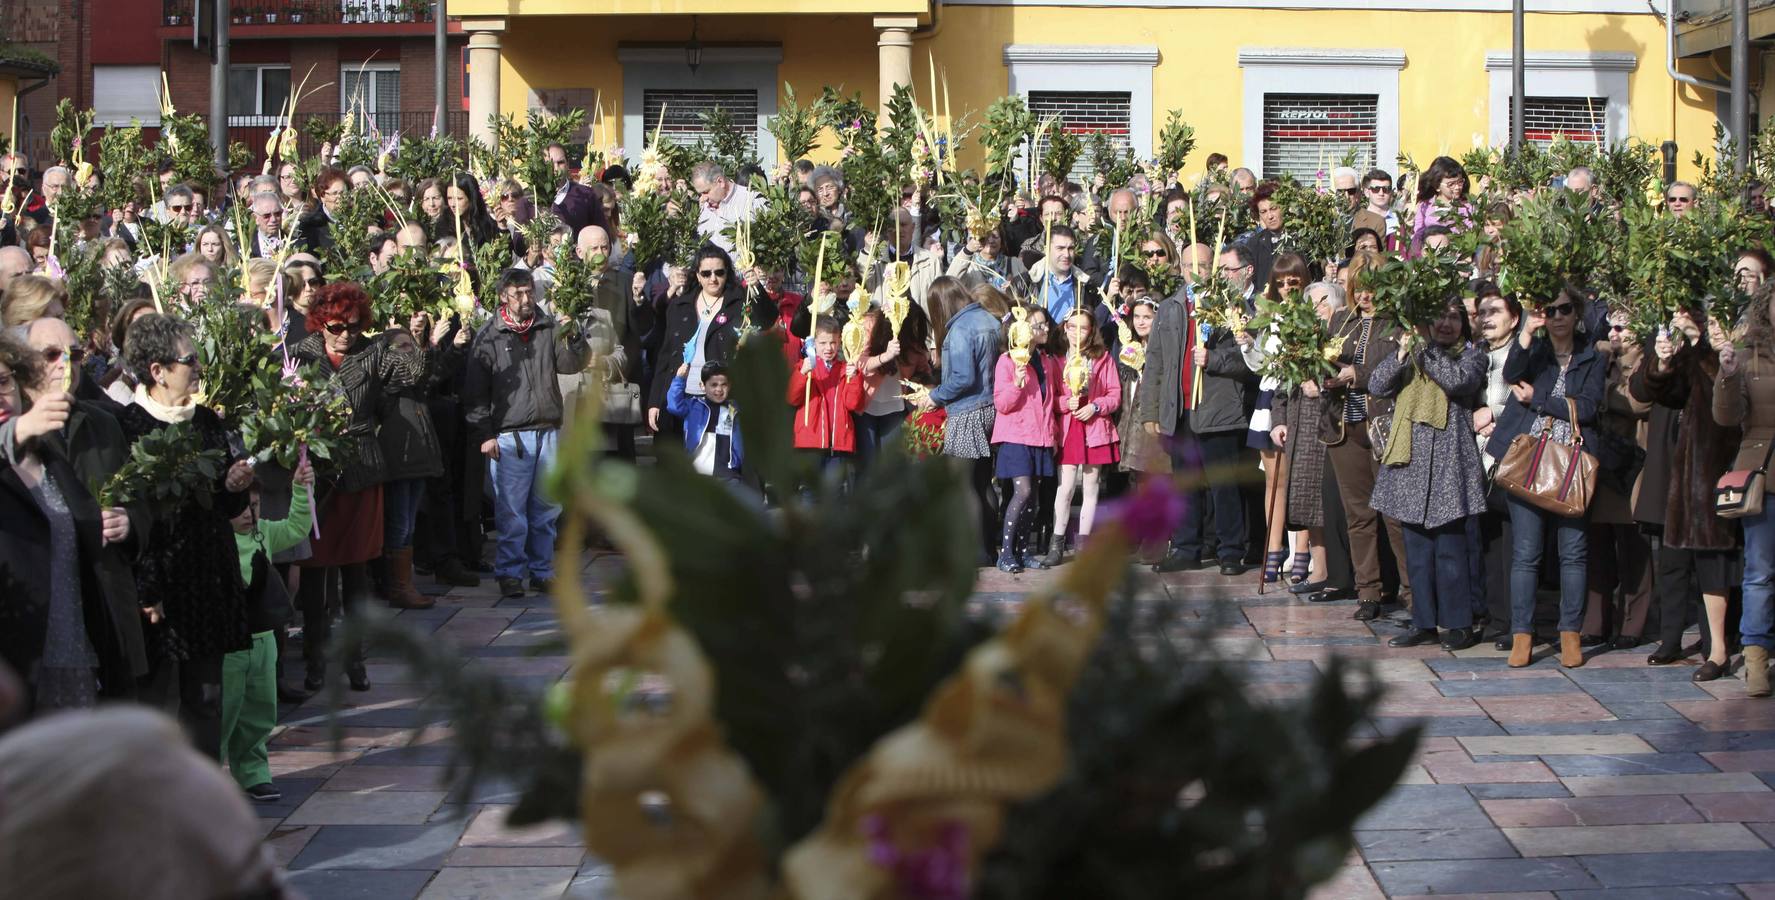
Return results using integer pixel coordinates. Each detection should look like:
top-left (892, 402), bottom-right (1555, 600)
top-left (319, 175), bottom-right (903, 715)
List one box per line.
top-left (1507, 493), bottom-right (1587, 634)
top-left (1404, 519), bottom-right (1475, 631)
top-left (1743, 500), bottom-right (1775, 650)
top-left (856, 408), bottom-right (909, 471)
top-left (490, 429), bottom-right (560, 581)
top-left (382, 478), bottom-right (425, 551)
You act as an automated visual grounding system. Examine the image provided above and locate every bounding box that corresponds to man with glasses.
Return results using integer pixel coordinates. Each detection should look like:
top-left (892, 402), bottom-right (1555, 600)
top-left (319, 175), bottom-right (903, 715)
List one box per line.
top-left (178, 259), bottom-right (216, 305)
top-left (1664, 181), bottom-right (1697, 218)
top-left (1331, 167), bottom-right (1362, 214)
top-left (690, 161), bottom-right (764, 254)
top-left (162, 184), bottom-right (198, 229)
top-left (463, 268), bottom-right (590, 599)
top-left (1352, 168), bottom-right (1399, 249)
top-left (544, 142), bottom-right (611, 239)
top-left (247, 193), bottom-right (285, 259)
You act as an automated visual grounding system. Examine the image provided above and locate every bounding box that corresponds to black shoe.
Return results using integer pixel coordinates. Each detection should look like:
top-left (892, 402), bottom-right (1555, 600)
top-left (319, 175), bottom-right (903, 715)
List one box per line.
top-left (1683, 639), bottom-right (1705, 658)
top-left (1219, 561), bottom-right (1249, 577)
top-left (244, 782), bottom-right (282, 803)
top-left (529, 576), bottom-right (555, 594)
top-left (1389, 628), bottom-right (1439, 648)
top-left (1580, 634), bottom-right (1610, 648)
top-left (1289, 579), bottom-right (1329, 595)
top-left (1647, 644), bottom-right (1684, 666)
top-left (433, 557), bottom-right (482, 588)
top-left (1494, 635), bottom-right (1513, 651)
top-left (1441, 628), bottom-right (1478, 651)
top-left (276, 681), bottom-right (312, 704)
top-left (1307, 588), bottom-right (1355, 603)
top-left (1153, 550), bottom-right (1205, 573)
top-left (497, 576), bottom-right (525, 598)
top-left (1354, 600), bottom-right (1381, 621)
top-left (1693, 659), bottom-right (1727, 682)
top-left (996, 549), bottom-right (1023, 574)
top-left (346, 663), bottom-right (370, 692)
top-left (1613, 634), bottom-right (1642, 650)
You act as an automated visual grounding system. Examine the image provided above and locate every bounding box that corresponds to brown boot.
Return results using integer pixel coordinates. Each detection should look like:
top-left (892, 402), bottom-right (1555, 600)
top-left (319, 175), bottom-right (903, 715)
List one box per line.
top-left (1559, 631), bottom-right (1584, 668)
top-left (1746, 646), bottom-right (1772, 698)
top-left (384, 548), bottom-right (435, 610)
top-left (1508, 633), bottom-right (1533, 668)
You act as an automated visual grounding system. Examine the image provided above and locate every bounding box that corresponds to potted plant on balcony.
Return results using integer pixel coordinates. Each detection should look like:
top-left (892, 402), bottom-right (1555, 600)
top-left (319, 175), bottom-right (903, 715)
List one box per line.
top-left (241, 6), bottom-right (258, 24)
top-left (165, 12), bottom-right (182, 26)
top-left (288, 2), bottom-right (305, 23)
top-left (264, 6), bottom-right (278, 24)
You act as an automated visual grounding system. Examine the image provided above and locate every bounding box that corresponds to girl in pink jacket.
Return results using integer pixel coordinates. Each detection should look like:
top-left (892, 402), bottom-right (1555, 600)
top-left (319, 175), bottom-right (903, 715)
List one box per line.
top-left (991, 308), bottom-right (1063, 574)
top-left (1043, 307), bottom-right (1123, 565)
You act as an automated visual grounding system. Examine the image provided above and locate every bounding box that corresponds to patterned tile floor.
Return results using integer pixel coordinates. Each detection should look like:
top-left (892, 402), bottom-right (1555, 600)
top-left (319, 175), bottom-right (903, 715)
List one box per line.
top-left (270, 558), bottom-right (1775, 899)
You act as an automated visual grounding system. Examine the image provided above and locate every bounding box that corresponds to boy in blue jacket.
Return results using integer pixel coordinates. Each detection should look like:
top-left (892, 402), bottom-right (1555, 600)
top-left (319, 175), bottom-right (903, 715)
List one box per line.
top-left (665, 360), bottom-right (744, 481)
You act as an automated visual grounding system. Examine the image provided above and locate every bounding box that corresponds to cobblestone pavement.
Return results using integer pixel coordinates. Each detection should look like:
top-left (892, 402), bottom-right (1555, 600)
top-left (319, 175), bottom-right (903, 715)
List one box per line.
top-left (269, 558), bottom-right (1775, 899)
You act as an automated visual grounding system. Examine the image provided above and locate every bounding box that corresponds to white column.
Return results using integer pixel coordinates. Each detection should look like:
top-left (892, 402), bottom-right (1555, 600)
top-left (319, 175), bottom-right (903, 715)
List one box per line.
top-left (875, 17), bottom-right (918, 124)
top-left (465, 21), bottom-right (506, 149)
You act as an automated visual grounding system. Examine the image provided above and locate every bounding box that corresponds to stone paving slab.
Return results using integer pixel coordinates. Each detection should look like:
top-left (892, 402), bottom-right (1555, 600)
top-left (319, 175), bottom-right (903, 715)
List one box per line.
top-left (262, 564), bottom-right (1775, 898)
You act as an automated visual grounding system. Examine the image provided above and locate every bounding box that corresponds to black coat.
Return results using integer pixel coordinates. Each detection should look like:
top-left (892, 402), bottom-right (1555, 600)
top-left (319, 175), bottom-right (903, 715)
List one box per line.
top-left (647, 289), bottom-right (747, 413)
top-left (293, 208), bottom-right (334, 257)
top-left (0, 438), bottom-right (147, 710)
top-left (114, 403), bottom-right (253, 661)
top-left (376, 338), bottom-right (464, 482)
top-left (295, 332), bottom-right (426, 493)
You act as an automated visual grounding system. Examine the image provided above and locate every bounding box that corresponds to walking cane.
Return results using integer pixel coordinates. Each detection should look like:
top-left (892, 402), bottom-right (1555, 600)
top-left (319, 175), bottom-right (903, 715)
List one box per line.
top-left (1257, 444), bottom-right (1288, 596)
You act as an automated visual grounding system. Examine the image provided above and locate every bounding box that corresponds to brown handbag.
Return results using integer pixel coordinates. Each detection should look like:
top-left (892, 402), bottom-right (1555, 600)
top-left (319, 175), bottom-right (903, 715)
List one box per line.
top-left (1493, 397), bottom-right (1598, 518)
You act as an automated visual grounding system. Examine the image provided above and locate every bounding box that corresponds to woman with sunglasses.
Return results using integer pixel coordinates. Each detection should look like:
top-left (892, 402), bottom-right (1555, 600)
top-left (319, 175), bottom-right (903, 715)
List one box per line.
top-left (1244, 252), bottom-right (1312, 586)
top-left (293, 168), bottom-right (347, 257)
top-left (1632, 307), bottom-right (1742, 679)
top-left (115, 313), bottom-right (257, 757)
top-left (279, 260), bottom-right (325, 348)
top-left (1580, 304), bottom-right (1653, 652)
top-left (1489, 288), bottom-right (1608, 668)
top-left (647, 245), bottom-right (745, 438)
top-left (291, 284), bottom-right (427, 691)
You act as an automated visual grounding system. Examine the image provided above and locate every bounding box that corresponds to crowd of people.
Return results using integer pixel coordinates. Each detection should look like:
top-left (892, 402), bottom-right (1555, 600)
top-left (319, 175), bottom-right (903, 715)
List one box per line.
top-left (0, 112), bottom-right (1772, 820)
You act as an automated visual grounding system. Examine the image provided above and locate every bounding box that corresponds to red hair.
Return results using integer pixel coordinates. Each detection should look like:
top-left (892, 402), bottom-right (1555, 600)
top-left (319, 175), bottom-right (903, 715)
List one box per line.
top-left (305, 281), bottom-right (371, 333)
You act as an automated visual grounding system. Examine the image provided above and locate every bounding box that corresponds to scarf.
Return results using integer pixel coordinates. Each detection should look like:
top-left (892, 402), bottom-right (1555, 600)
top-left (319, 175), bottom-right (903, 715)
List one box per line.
top-left (133, 383), bottom-right (197, 424)
top-left (499, 306), bottom-right (537, 343)
top-left (1381, 352), bottom-right (1449, 468)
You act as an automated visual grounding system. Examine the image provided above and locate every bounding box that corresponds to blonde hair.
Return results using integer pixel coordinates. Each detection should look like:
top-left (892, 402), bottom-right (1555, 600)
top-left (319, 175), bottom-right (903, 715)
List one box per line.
top-left (1, 274), bottom-right (68, 327)
top-left (244, 257), bottom-right (277, 300)
top-left (1345, 249), bottom-right (1387, 291)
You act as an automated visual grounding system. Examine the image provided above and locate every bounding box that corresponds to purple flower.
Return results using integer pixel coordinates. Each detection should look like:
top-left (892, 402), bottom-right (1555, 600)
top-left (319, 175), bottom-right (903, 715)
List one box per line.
top-left (1102, 475), bottom-right (1187, 545)
top-left (715, 314), bottom-right (728, 325)
top-left (862, 814), bottom-right (971, 900)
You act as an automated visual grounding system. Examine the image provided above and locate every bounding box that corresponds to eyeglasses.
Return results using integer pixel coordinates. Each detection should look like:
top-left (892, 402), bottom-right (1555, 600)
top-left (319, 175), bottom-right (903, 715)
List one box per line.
top-left (168, 204), bottom-right (190, 212)
top-left (1339, 187), bottom-right (1362, 197)
top-left (500, 193), bottom-right (518, 201)
top-left (1142, 249), bottom-right (1168, 259)
top-left (321, 189), bottom-right (345, 200)
top-left (182, 279), bottom-right (212, 289)
top-left (323, 320), bottom-right (363, 335)
top-left (1544, 302), bottom-right (1577, 318)
top-left (40, 345), bottom-right (85, 365)
top-left (306, 277), bottom-right (326, 289)
top-left (697, 268), bottom-right (728, 279)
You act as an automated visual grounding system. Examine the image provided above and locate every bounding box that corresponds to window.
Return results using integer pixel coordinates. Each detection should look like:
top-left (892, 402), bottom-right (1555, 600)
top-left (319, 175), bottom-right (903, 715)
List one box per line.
top-left (93, 66), bottom-right (162, 127)
top-left (640, 89), bottom-right (758, 153)
top-left (1510, 96), bottom-right (1607, 146)
top-left (1261, 93), bottom-right (1378, 179)
top-left (227, 66), bottom-right (291, 125)
top-left (341, 64), bottom-right (400, 137)
top-left (1028, 90), bottom-right (1132, 183)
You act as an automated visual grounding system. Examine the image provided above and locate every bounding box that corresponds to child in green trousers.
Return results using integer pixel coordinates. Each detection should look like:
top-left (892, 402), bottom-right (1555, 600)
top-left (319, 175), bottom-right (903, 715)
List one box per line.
top-left (224, 458), bottom-right (313, 802)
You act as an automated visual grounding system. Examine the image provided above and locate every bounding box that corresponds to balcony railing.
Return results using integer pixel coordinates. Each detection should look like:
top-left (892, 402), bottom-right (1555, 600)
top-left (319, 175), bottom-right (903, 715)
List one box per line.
top-left (161, 0), bottom-right (438, 27)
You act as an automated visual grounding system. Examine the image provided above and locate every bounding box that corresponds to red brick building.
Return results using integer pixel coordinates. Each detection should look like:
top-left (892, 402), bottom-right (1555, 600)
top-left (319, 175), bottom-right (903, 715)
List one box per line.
top-left (3, 0), bottom-right (467, 168)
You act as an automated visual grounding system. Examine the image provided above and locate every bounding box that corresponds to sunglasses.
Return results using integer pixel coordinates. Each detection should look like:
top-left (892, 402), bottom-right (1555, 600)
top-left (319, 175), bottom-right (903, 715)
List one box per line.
top-left (697, 268), bottom-right (728, 278)
top-left (1142, 249), bottom-right (1168, 259)
top-left (168, 204), bottom-right (190, 212)
top-left (1666, 195), bottom-right (1694, 203)
top-left (167, 353), bottom-right (200, 367)
top-left (1543, 302), bottom-right (1577, 318)
top-left (40, 345), bottom-right (84, 364)
top-left (1366, 184), bottom-right (1393, 193)
top-left (1339, 187), bottom-right (1362, 196)
top-left (306, 277), bottom-right (326, 288)
top-left (323, 320), bottom-right (363, 335)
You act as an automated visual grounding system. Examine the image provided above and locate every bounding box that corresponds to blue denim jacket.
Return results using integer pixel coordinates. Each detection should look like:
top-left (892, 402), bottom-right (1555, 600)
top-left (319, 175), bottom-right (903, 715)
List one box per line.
top-left (928, 302), bottom-right (1003, 415)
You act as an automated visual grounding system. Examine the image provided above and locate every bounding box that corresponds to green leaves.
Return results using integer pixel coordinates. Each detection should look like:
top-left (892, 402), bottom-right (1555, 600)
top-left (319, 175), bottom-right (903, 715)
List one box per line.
top-left (101, 420), bottom-right (226, 513)
top-left (1249, 290), bottom-right (1339, 388)
top-left (1368, 248), bottom-right (1465, 331)
top-left (1153, 109), bottom-right (1197, 178)
top-left (1273, 176), bottom-right (1350, 271)
top-left (1495, 189), bottom-right (1608, 304)
top-left (97, 123), bottom-right (151, 215)
top-left (545, 241), bottom-right (603, 323)
top-left (982, 95), bottom-right (1037, 184)
top-left (49, 99), bottom-right (93, 167)
top-left (235, 366), bottom-right (354, 470)
top-left (1089, 131), bottom-right (1138, 190)
top-left (368, 248), bottom-right (454, 323)
top-left (1038, 118), bottom-right (1084, 186)
top-left (767, 83), bottom-right (822, 163)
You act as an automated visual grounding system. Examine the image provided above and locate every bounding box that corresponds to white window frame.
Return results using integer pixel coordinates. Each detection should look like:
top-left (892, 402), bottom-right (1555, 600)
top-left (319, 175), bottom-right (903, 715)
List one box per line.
top-left (1484, 51), bottom-right (1636, 148)
top-left (1239, 48), bottom-right (1404, 180)
top-left (617, 46), bottom-right (781, 163)
top-left (227, 65), bottom-right (291, 127)
top-left (93, 65), bottom-right (162, 128)
top-left (340, 62), bottom-right (402, 129)
top-left (1004, 45), bottom-right (1158, 164)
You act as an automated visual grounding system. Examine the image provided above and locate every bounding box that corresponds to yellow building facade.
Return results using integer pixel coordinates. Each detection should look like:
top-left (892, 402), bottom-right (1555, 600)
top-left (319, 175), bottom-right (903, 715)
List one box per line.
top-left (451, 0), bottom-right (1731, 182)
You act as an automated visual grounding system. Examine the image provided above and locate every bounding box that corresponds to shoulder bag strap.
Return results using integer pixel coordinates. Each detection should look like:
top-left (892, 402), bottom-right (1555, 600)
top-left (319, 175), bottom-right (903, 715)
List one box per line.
top-left (1566, 396), bottom-right (1583, 447)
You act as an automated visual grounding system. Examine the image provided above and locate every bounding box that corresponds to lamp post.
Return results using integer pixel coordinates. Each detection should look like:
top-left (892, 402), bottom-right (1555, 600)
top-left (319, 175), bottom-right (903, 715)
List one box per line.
top-left (686, 17), bottom-right (702, 75)
top-left (1510, 0), bottom-right (1525, 153)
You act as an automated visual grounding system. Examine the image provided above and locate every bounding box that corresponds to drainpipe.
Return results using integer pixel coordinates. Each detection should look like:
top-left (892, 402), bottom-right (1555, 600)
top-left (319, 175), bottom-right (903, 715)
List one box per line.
top-left (1730, 0), bottom-right (1750, 173)
top-left (1666, 0), bottom-right (1730, 93)
top-left (912, 0), bottom-right (943, 40)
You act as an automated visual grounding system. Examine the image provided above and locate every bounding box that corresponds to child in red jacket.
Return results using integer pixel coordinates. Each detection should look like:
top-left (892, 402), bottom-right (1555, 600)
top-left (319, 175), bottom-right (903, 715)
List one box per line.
top-left (788, 316), bottom-right (867, 475)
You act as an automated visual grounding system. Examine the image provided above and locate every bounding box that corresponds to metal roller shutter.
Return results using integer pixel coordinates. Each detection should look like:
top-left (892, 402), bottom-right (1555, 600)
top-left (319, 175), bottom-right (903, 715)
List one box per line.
top-left (1261, 93), bottom-right (1378, 180)
top-left (641, 89), bottom-right (759, 153)
top-left (1510, 96), bottom-right (1607, 146)
top-left (1028, 90), bottom-right (1133, 183)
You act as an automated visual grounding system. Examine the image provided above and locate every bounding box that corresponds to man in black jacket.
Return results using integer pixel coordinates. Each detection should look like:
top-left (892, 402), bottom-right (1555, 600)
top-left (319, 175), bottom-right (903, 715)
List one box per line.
top-left (463, 268), bottom-right (590, 599)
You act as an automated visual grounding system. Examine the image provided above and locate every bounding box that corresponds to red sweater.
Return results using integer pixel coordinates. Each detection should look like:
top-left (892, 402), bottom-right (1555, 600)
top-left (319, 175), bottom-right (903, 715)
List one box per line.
top-left (788, 357), bottom-right (867, 452)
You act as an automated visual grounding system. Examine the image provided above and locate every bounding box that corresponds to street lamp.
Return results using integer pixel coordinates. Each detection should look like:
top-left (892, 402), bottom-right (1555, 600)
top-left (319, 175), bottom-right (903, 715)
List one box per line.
top-left (686, 17), bottom-right (702, 74)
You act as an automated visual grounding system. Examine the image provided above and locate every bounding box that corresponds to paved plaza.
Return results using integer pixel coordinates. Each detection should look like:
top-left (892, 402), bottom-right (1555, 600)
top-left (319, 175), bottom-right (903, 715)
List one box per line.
top-left (269, 558), bottom-right (1775, 899)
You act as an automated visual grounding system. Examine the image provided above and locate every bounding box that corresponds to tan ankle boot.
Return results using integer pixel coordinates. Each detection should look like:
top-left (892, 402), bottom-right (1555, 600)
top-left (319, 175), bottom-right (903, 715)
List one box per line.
top-left (1508, 633), bottom-right (1532, 668)
top-left (1746, 646), bottom-right (1772, 698)
top-left (1559, 631), bottom-right (1584, 668)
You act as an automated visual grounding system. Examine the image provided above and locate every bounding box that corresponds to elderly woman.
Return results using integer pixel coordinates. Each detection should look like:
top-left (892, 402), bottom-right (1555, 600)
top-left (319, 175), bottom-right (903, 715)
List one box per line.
top-left (116, 313), bottom-right (256, 759)
top-left (0, 334), bottom-right (145, 715)
top-left (1270, 281), bottom-right (1346, 592)
top-left (1, 274), bottom-right (67, 328)
top-left (294, 167), bottom-right (348, 256)
top-left (1367, 297), bottom-right (1490, 651)
top-left (293, 283), bottom-right (425, 692)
